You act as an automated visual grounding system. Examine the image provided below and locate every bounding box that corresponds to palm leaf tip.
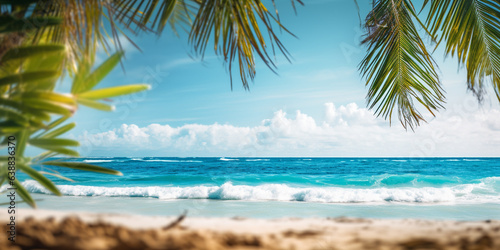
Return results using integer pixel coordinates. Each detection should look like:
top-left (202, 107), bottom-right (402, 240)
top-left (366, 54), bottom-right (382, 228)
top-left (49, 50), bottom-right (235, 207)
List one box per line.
top-left (18, 163), bottom-right (62, 196)
top-left (425, 0), bottom-right (500, 102)
top-left (188, 0), bottom-right (300, 90)
top-left (77, 84), bottom-right (150, 100)
top-left (359, 0), bottom-right (445, 130)
top-left (41, 161), bottom-right (123, 176)
top-left (13, 179), bottom-right (36, 208)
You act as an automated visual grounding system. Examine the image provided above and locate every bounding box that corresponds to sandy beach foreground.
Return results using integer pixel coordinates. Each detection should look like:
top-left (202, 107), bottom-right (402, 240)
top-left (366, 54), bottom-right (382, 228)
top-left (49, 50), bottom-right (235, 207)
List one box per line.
top-left (1, 209), bottom-right (499, 250)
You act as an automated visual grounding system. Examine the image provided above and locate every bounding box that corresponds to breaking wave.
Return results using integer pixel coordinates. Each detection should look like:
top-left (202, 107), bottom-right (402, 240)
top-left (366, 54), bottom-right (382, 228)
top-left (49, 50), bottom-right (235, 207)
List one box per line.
top-left (18, 178), bottom-right (500, 204)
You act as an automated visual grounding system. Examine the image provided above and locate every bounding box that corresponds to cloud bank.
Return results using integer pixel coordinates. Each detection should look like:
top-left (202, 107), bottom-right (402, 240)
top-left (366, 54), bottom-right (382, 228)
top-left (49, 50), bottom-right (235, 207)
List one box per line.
top-left (79, 101), bottom-right (500, 157)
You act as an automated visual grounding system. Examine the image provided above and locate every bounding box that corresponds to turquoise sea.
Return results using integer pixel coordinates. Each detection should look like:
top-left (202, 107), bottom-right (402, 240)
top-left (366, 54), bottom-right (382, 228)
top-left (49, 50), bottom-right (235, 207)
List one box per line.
top-left (3, 157), bottom-right (500, 220)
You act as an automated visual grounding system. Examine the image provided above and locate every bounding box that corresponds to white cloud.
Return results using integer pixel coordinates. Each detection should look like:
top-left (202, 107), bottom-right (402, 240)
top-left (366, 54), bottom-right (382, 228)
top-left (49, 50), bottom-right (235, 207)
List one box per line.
top-left (79, 100), bottom-right (500, 157)
top-left (324, 102), bottom-right (380, 126)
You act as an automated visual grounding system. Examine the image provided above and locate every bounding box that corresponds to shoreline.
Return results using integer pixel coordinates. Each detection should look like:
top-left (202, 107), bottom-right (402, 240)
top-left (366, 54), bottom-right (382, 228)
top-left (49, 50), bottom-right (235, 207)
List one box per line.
top-left (1, 209), bottom-right (499, 249)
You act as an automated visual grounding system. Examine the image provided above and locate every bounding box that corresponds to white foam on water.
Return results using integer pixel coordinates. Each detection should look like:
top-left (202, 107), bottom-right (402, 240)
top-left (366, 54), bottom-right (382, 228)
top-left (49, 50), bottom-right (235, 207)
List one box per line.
top-left (220, 157), bottom-right (239, 161)
top-left (140, 159), bottom-right (203, 163)
top-left (18, 178), bottom-right (500, 204)
top-left (245, 159), bottom-right (270, 162)
top-left (83, 160), bottom-right (114, 163)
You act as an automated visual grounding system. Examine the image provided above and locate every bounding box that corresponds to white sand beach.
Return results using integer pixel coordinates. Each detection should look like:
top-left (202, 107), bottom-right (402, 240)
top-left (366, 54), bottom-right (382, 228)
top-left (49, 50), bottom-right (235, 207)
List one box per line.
top-left (1, 209), bottom-right (499, 249)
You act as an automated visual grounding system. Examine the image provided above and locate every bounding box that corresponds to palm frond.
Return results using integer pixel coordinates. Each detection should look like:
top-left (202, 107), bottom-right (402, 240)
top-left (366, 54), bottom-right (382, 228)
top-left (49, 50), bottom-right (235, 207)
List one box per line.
top-left (424, 0), bottom-right (500, 101)
top-left (0, 3), bottom-right (152, 208)
top-left (189, 0), bottom-right (303, 90)
top-left (359, 0), bottom-right (445, 130)
top-left (2, 0), bottom-right (303, 90)
top-left (27, 0), bottom-right (193, 64)
top-left (113, 0), bottom-right (195, 34)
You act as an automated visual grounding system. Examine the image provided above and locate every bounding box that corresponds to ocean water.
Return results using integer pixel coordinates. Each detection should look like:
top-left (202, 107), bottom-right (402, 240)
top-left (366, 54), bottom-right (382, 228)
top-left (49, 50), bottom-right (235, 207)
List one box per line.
top-left (3, 157), bottom-right (500, 220)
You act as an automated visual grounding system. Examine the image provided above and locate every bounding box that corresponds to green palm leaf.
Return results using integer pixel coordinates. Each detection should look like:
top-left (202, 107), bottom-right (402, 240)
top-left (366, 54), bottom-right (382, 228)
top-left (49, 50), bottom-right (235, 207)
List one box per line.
top-left (1, 45), bottom-right (65, 62)
top-left (29, 138), bottom-right (80, 147)
top-left (0, 106), bottom-right (29, 126)
top-left (77, 84), bottom-right (150, 100)
top-left (15, 129), bottom-right (29, 157)
top-left (44, 116), bottom-right (70, 131)
top-left (21, 91), bottom-right (76, 106)
top-left (0, 121), bottom-right (23, 134)
top-left (38, 171), bottom-right (74, 182)
top-left (359, 0), bottom-right (445, 130)
top-left (71, 52), bottom-right (124, 94)
top-left (13, 179), bottom-right (36, 208)
top-left (5, 0), bottom-right (302, 91)
top-left (76, 98), bottom-right (115, 111)
top-left (0, 71), bottom-right (59, 87)
top-left (37, 147), bottom-right (79, 157)
top-left (42, 161), bottom-right (123, 176)
top-left (38, 123), bottom-right (76, 139)
top-left (22, 99), bottom-right (74, 116)
top-left (0, 16), bottom-right (62, 33)
top-left (424, 0), bottom-right (500, 101)
top-left (18, 163), bottom-right (61, 196)
top-left (0, 169), bottom-right (5, 188)
top-left (189, 0), bottom-right (301, 89)
top-left (113, 0), bottom-right (192, 33)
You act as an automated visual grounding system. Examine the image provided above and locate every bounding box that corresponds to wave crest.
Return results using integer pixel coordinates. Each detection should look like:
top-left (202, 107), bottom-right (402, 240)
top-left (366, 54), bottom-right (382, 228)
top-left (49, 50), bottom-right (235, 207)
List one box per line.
top-left (19, 180), bottom-right (500, 204)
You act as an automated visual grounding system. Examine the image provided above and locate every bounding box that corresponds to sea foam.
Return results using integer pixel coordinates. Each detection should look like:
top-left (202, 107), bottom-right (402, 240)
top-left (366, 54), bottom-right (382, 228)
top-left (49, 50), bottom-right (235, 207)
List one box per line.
top-left (82, 160), bottom-right (114, 163)
top-left (19, 179), bottom-right (500, 204)
top-left (219, 157), bottom-right (239, 161)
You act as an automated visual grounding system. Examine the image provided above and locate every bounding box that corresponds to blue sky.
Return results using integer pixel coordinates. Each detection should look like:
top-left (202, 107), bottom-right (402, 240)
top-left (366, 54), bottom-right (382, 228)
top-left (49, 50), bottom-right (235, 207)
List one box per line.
top-left (56, 0), bottom-right (500, 157)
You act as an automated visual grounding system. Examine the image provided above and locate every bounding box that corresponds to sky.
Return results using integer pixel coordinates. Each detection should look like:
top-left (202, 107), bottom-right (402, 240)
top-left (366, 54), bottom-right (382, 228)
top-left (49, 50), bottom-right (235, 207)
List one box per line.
top-left (55, 0), bottom-right (500, 157)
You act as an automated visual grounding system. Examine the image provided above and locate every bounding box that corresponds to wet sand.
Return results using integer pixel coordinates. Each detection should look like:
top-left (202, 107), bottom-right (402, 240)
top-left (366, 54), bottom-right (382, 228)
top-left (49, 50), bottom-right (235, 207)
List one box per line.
top-left (1, 209), bottom-right (499, 249)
